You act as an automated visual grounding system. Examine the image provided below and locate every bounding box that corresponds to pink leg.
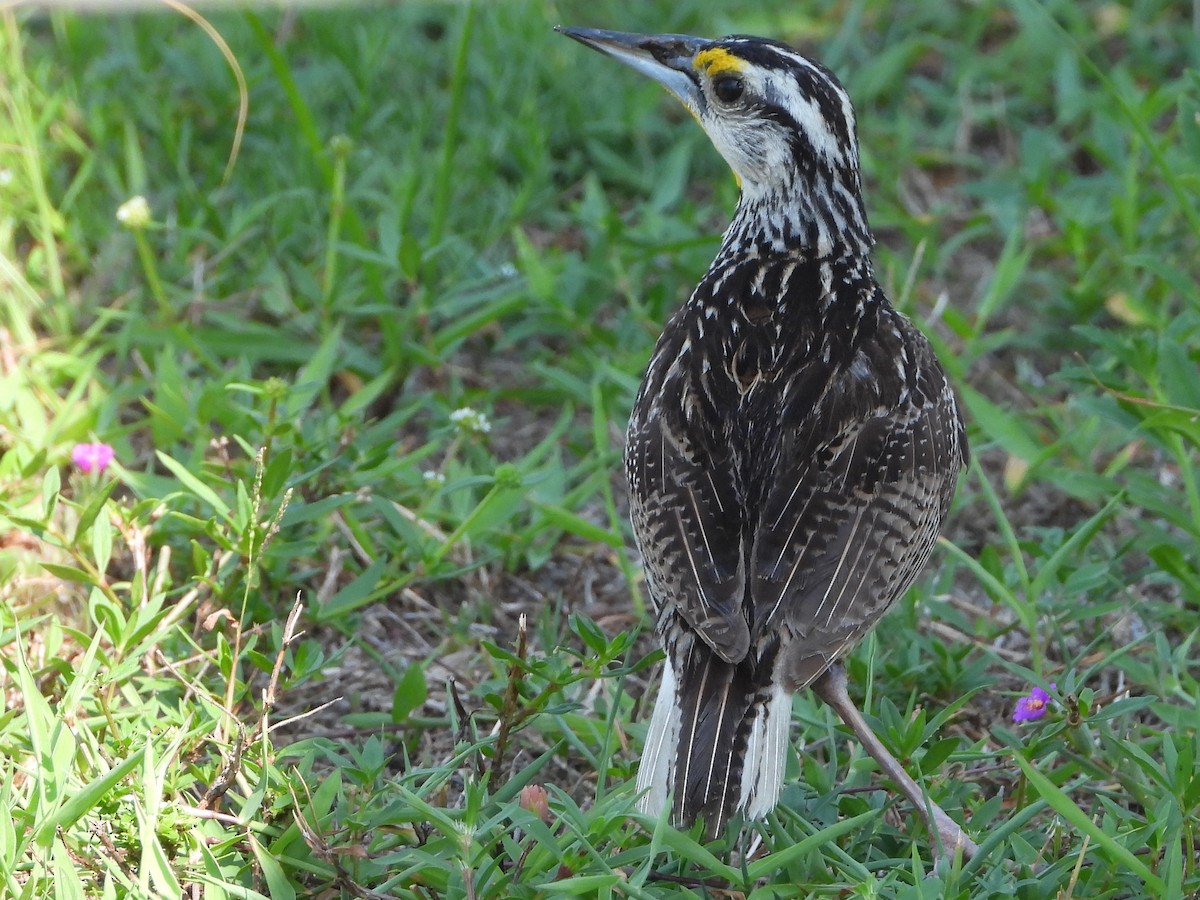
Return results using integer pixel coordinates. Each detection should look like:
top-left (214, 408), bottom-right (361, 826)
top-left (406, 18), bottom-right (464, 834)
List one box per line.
top-left (812, 663), bottom-right (979, 861)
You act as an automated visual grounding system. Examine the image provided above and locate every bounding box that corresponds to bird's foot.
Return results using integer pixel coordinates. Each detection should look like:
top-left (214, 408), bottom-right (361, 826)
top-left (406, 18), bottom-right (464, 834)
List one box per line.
top-left (813, 663), bottom-right (979, 863)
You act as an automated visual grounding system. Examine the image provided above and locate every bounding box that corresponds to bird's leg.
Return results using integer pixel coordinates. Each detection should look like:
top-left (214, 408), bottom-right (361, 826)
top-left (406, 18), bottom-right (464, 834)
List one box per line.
top-left (812, 663), bottom-right (979, 862)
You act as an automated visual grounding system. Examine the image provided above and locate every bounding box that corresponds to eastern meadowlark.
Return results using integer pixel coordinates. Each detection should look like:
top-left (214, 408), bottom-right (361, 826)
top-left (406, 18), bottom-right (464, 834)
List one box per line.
top-left (558, 27), bottom-right (977, 859)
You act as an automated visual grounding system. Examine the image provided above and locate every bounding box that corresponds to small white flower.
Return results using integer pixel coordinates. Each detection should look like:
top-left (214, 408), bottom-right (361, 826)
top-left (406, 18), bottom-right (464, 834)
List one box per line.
top-left (449, 406), bottom-right (491, 435)
top-left (0, 169), bottom-right (13, 187)
top-left (116, 195), bottom-right (152, 229)
top-left (422, 470), bottom-right (446, 486)
top-left (499, 262), bottom-right (518, 279)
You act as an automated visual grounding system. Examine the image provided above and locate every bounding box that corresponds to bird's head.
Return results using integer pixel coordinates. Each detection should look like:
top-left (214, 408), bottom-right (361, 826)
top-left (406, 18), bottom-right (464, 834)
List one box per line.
top-left (557, 26), bottom-right (870, 255)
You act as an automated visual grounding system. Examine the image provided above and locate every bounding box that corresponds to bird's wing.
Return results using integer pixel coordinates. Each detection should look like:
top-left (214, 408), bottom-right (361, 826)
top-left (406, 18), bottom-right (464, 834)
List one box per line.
top-left (627, 404), bottom-right (751, 664)
top-left (749, 395), bottom-right (959, 689)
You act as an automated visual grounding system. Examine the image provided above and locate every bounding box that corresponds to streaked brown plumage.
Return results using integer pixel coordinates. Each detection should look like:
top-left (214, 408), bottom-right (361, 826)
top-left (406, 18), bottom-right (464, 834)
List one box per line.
top-left (559, 27), bottom-right (970, 848)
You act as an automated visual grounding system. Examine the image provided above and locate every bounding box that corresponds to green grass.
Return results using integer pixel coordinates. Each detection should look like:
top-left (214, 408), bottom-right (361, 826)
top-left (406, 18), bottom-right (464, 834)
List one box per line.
top-left (1, 0), bottom-right (1198, 896)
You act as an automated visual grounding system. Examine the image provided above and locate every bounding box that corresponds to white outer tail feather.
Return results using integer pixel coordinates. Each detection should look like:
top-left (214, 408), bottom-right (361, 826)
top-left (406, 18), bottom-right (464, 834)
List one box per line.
top-left (739, 684), bottom-right (791, 818)
top-left (635, 659), bottom-right (792, 826)
top-left (635, 660), bottom-right (680, 817)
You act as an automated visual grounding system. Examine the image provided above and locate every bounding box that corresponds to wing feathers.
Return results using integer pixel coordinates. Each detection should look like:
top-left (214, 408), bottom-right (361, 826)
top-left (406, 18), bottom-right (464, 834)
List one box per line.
top-left (626, 272), bottom-right (966, 835)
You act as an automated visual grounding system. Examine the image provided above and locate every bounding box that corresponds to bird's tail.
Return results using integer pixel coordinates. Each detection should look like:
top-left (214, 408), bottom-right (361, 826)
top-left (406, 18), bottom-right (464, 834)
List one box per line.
top-left (635, 653), bottom-right (791, 837)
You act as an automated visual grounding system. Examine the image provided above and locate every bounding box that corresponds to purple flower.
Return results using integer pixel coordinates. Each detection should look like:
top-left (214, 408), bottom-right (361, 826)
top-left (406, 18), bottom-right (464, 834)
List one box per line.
top-left (1012, 684), bottom-right (1055, 723)
top-left (72, 442), bottom-right (115, 474)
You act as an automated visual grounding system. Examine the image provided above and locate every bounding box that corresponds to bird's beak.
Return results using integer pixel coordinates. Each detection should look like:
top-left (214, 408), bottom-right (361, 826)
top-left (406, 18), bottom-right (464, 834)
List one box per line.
top-left (556, 26), bottom-right (706, 116)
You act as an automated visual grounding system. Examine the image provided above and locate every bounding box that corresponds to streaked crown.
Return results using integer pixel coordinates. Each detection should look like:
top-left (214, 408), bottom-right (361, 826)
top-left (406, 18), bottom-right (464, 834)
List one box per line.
top-left (686, 39), bottom-right (862, 200)
top-left (558, 27), bottom-right (872, 256)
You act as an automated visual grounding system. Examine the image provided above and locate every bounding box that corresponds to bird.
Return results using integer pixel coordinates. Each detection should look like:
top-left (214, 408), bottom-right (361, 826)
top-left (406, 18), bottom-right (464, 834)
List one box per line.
top-left (556, 26), bottom-right (977, 858)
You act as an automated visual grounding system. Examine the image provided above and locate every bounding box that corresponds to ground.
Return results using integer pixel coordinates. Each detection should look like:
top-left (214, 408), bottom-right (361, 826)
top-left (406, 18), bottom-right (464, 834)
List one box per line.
top-left (1, 1), bottom-right (1198, 898)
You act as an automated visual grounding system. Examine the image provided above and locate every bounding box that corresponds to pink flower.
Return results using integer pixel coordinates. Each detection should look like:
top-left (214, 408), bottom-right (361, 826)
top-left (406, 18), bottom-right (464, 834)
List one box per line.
top-left (518, 784), bottom-right (550, 822)
top-left (72, 442), bottom-right (115, 474)
top-left (1012, 684), bottom-right (1055, 723)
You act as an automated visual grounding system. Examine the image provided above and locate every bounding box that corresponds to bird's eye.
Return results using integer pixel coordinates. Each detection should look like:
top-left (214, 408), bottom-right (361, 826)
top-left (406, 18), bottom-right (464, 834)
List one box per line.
top-left (713, 75), bottom-right (745, 104)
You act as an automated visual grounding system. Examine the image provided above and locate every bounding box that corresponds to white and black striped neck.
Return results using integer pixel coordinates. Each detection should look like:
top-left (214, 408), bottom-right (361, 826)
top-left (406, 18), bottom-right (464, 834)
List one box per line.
top-left (718, 168), bottom-right (874, 262)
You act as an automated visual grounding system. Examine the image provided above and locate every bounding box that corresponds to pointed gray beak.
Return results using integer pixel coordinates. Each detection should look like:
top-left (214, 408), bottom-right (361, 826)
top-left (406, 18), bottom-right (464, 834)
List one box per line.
top-left (555, 26), bottom-right (706, 116)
